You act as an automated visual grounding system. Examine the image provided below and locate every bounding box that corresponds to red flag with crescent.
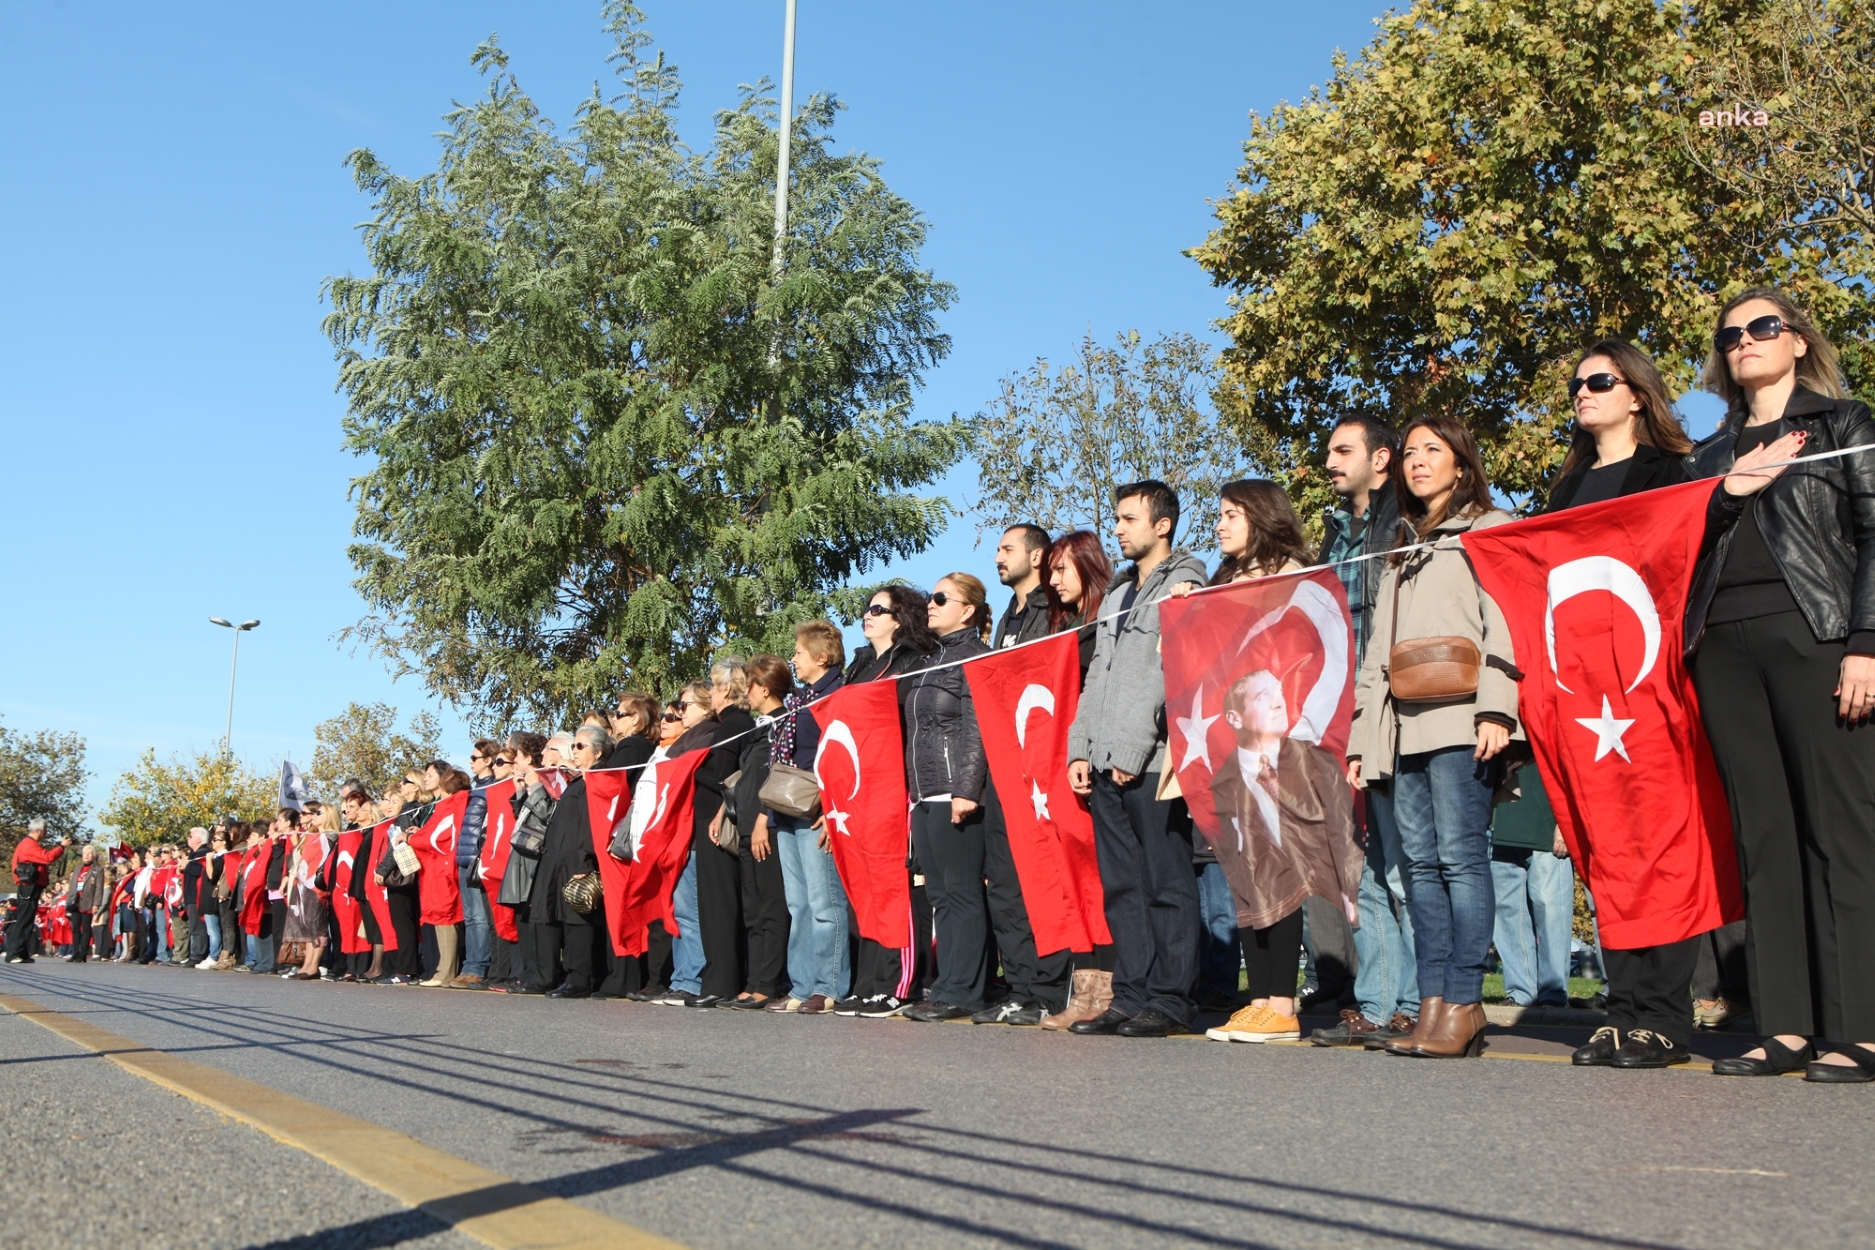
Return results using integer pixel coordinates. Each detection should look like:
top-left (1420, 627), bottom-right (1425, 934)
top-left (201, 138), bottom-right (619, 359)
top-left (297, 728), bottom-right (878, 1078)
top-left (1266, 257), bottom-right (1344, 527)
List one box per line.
top-left (330, 829), bottom-right (368, 954)
top-left (409, 791), bottom-right (469, 926)
top-left (236, 844), bottom-right (270, 936)
top-left (1462, 480), bottom-right (1742, 948)
top-left (588, 750), bottom-right (707, 957)
top-left (1161, 568), bottom-right (1357, 846)
top-left (362, 820), bottom-right (398, 950)
top-left (810, 682), bottom-right (911, 949)
top-left (965, 633), bottom-right (1110, 954)
top-left (477, 779), bottom-right (520, 942)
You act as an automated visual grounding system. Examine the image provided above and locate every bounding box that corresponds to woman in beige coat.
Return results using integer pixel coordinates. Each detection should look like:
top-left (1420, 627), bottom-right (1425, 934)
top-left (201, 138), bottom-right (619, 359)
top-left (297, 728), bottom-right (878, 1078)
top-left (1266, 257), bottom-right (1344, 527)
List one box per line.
top-left (1348, 415), bottom-right (1519, 1059)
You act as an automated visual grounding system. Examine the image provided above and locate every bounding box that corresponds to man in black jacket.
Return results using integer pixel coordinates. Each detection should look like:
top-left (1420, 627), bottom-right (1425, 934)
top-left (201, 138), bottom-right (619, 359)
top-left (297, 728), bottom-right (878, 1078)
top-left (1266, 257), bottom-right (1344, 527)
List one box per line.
top-left (993, 524), bottom-right (1052, 650)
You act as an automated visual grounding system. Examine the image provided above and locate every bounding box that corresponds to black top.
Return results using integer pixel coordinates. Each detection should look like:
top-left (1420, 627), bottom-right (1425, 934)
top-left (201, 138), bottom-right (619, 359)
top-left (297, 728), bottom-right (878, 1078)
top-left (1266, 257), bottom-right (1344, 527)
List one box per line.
top-left (1570, 460), bottom-right (1629, 508)
top-left (994, 586), bottom-right (1052, 650)
top-left (1707, 422), bottom-right (1802, 625)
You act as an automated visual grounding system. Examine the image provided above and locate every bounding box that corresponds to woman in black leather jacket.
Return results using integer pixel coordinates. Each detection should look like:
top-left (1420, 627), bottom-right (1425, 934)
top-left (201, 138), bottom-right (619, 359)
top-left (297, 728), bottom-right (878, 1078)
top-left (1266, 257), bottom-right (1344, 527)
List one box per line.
top-left (1684, 286), bottom-right (1875, 1084)
top-left (900, 574), bottom-right (995, 1021)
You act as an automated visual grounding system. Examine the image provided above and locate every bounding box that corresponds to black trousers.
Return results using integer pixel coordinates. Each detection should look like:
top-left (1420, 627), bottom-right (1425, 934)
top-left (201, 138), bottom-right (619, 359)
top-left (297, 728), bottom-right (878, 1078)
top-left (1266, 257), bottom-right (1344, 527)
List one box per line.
top-left (489, 933), bottom-right (515, 984)
top-left (384, 887), bottom-right (420, 976)
top-left (3, 887), bottom-right (37, 960)
top-left (69, 910), bottom-right (92, 961)
top-left (555, 918), bottom-right (602, 992)
top-left (910, 801), bottom-right (992, 1010)
top-left (520, 920), bottom-right (562, 991)
top-left (1692, 920), bottom-right (1751, 1005)
top-left (187, 906), bottom-right (210, 963)
top-left (1088, 770), bottom-right (1201, 1024)
top-left (1244, 907), bottom-right (1305, 1002)
top-left (739, 837), bottom-right (791, 998)
top-left (1602, 937), bottom-right (1700, 1048)
top-left (981, 782), bottom-right (1072, 1013)
top-left (1694, 611), bottom-right (1875, 1042)
top-left (692, 816), bottom-right (743, 1000)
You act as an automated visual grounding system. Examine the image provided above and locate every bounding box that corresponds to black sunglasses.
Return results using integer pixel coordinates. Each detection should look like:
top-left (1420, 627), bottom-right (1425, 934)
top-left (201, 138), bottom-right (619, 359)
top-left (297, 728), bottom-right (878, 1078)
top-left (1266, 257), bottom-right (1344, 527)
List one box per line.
top-left (863, 603), bottom-right (893, 617)
top-left (661, 711), bottom-right (683, 722)
top-left (1715, 314), bottom-right (1786, 353)
top-left (1568, 372), bottom-right (1626, 398)
top-left (930, 591), bottom-right (953, 607)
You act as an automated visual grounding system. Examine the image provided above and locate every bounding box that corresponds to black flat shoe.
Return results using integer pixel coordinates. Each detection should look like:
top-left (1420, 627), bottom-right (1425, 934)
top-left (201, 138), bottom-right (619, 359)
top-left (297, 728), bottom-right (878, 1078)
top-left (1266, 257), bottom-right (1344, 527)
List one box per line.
top-left (1805, 1045), bottom-right (1875, 1084)
top-left (1116, 1007), bottom-right (1188, 1038)
top-left (1571, 1026), bottom-right (1622, 1067)
top-left (1069, 1007), bottom-right (1131, 1036)
top-left (1712, 1036), bottom-right (1812, 1076)
top-left (545, 986), bottom-right (591, 999)
top-left (1611, 1029), bottom-right (1689, 1069)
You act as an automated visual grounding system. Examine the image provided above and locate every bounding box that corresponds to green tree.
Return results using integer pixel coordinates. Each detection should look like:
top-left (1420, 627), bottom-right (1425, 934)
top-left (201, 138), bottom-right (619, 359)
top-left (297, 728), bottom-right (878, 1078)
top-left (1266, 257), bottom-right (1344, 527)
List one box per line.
top-left (324, 3), bottom-right (962, 729)
top-left (1189, 0), bottom-right (1870, 510)
top-left (966, 330), bottom-right (1259, 550)
top-left (98, 750), bottom-right (277, 850)
top-left (307, 702), bottom-right (444, 801)
top-left (0, 716), bottom-right (88, 867)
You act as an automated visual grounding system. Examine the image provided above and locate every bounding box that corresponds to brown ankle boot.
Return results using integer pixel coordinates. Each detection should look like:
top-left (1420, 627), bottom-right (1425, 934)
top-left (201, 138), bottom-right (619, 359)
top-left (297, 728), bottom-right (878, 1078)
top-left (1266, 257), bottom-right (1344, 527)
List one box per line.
top-left (1084, 970), bottom-right (1114, 1018)
top-left (1386, 997), bottom-right (1443, 1055)
top-left (1411, 1001), bottom-right (1487, 1058)
top-left (1042, 970), bottom-right (1098, 1031)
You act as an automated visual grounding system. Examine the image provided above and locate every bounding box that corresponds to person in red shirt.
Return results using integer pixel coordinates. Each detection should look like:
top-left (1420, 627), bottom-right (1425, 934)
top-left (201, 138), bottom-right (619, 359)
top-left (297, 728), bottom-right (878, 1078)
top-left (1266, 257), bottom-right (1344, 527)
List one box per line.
top-left (8, 819), bottom-right (69, 963)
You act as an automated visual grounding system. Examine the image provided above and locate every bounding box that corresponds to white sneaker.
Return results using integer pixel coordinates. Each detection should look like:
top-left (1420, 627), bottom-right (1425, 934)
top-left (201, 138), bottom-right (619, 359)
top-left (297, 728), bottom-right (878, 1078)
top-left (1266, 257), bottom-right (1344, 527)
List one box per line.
top-left (196, 956), bottom-right (218, 969)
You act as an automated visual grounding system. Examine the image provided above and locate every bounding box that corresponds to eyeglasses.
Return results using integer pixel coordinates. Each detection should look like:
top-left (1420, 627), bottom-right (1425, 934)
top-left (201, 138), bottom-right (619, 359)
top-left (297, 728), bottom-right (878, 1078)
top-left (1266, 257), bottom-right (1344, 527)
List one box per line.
top-left (1567, 372), bottom-right (1626, 398)
top-left (930, 591), bottom-right (953, 607)
top-left (863, 604), bottom-right (892, 617)
top-left (661, 711), bottom-right (683, 722)
top-left (1715, 314), bottom-right (1787, 353)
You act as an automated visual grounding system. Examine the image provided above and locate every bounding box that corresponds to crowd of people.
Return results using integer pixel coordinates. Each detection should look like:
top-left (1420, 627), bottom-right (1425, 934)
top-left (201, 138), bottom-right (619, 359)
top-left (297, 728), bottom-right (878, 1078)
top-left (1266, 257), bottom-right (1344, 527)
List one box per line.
top-left (7, 285), bottom-right (1873, 1085)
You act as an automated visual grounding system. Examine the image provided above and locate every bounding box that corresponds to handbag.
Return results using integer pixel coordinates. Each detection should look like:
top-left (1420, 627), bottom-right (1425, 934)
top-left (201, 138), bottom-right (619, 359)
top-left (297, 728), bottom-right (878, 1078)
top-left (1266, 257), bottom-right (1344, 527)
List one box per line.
top-left (757, 763), bottom-right (822, 820)
top-left (1384, 552), bottom-right (1482, 704)
top-left (562, 872), bottom-right (602, 914)
top-left (496, 851), bottom-right (536, 908)
top-left (392, 840), bottom-right (421, 879)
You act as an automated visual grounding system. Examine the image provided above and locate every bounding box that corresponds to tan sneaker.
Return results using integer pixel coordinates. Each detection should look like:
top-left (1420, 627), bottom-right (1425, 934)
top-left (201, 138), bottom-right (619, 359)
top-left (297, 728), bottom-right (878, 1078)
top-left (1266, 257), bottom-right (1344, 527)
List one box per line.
top-left (1206, 1004), bottom-right (1272, 1042)
top-left (1209, 1004), bottom-right (1301, 1043)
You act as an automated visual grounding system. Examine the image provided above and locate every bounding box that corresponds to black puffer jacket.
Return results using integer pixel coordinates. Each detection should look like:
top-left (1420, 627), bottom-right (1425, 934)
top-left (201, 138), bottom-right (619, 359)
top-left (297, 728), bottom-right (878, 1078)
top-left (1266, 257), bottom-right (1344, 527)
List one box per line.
top-left (1685, 387), bottom-right (1875, 655)
top-left (845, 638), bottom-right (931, 686)
top-left (901, 628), bottom-right (990, 803)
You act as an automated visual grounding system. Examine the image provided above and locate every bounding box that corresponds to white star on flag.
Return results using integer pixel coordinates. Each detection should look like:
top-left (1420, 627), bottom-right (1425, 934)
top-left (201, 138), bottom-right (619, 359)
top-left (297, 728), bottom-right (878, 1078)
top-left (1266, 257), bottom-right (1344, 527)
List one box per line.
top-left (1175, 687), bottom-right (1219, 773)
top-left (1574, 695), bottom-right (1636, 762)
top-left (825, 806), bottom-right (852, 836)
top-left (1030, 779), bottom-right (1051, 822)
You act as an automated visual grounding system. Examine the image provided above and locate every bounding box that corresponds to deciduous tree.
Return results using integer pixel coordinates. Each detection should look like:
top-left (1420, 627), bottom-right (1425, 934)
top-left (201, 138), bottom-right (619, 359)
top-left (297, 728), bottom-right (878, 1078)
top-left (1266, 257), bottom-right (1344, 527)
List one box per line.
top-left (99, 750), bottom-right (276, 850)
top-left (307, 703), bottom-right (443, 801)
top-left (325, 3), bottom-right (962, 729)
top-left (0, 717), bottom-right (88, 867)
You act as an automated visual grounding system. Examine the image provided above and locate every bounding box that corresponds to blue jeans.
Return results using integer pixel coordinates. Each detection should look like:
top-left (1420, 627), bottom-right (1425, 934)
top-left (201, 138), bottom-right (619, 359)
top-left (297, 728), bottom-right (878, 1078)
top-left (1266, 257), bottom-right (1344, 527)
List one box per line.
top-left (203, 913), bottom-right (222, 961)
top-left (669, 849), bottom-right (703, 995)
top-left (1353, 785), bottom-right (1420, 1023)
top-left (775, 820), bottom-right (850, 1001)
top-left (459, 867), bottom-right (492, 978)
top-left (149, 907), bottom-right (170, 962)
top-left (1490, 846), bottom-right (1574, 1006)
top-left (1392, 748), bottom-right (1498, 1005)
top-left (1194, 862), bottom-right (1242, 1000)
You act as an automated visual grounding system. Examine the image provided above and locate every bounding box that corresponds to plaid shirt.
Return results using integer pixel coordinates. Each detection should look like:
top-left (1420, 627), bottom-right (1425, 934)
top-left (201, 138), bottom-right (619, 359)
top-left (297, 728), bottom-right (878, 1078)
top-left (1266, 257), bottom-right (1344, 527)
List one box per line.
top-left (1321, 505), bottom-right (1371, 664)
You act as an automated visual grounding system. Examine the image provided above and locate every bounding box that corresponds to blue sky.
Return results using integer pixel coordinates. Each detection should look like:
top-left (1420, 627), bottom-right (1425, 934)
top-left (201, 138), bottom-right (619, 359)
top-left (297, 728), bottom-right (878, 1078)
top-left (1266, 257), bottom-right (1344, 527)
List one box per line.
top-left (1, 2), bottom-right (1720, 825)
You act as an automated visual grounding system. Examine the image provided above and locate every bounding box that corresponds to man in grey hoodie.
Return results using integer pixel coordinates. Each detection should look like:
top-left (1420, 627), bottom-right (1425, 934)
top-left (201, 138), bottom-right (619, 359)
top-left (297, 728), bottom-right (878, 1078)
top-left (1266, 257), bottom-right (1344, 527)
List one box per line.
top-left (1067, 480), bottom-right (1210, 1037)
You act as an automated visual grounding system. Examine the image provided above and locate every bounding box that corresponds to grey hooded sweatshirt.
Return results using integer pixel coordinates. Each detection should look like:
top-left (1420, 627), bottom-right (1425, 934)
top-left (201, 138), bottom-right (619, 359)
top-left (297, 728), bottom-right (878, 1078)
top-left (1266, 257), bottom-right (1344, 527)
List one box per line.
top-left (1068, 547), bottom-right (1211, 778)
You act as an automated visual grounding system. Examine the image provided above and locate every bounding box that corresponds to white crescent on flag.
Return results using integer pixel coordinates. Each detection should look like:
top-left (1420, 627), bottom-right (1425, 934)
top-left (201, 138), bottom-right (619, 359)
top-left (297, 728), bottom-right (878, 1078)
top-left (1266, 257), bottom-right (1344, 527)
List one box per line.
top-left (815, 720), bottom-right (862, 799)
top-left (427, 813), bottom-right (457, 856)
top-left (1234, 577), bottom-right (1349, 745)
top-left (1545, 556), bottom-right (1660, 694)
top-left (1015, 684), bottom-right (1055, 749)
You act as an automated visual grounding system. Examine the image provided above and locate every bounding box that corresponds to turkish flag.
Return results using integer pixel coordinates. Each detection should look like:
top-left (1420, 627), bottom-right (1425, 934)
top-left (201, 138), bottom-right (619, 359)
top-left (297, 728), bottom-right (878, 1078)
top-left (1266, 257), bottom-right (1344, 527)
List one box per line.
top-left (811, 682), bottom-right (911, 949)
top-left (236, 845), bottom-right (270, 936)
top-left (1462, 480), bottom-right (1743, 948)
top-left (361, 820), bottom-right (398, 951)
top-left (296, 833), bottom-right (330, 887)
top-left (1161, 568), bottom-right (1356, 842)
top-left (965, 633), bottom-right (1110, 954)
top-left (331, 830), bottom-right (368, 954)
top-left (593, 750), bottom-right (707, 957)
top-left (409, 791), bottom-right (469, 925)
top-left (477, 779), bottom-right (520, 942)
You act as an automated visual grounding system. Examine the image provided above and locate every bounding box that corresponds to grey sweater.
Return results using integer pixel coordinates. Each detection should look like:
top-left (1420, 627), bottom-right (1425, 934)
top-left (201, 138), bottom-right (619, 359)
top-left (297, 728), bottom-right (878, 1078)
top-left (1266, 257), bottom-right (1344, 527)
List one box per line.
top-left (1068, 548), bottom-right (1211, 777)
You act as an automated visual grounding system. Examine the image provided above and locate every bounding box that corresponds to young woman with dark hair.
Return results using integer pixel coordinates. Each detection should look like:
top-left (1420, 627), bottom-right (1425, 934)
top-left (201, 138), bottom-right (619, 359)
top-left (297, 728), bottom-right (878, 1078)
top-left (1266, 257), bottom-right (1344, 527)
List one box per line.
top-left (1349, 415), bottom-right (1519, 1060)
top-left (1684, 286), bottom-right (1875, 1083)
top-left (1044, 530), bottom-right (1115, 682)
top-left (1549, 339), bottom-right (1693, 509)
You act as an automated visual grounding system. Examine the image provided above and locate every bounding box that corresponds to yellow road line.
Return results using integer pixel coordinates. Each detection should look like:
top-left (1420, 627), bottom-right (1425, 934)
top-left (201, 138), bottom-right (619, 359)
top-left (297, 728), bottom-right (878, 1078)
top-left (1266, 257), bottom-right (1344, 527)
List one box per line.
top-left (0, 991), bottom-right (688, 1250)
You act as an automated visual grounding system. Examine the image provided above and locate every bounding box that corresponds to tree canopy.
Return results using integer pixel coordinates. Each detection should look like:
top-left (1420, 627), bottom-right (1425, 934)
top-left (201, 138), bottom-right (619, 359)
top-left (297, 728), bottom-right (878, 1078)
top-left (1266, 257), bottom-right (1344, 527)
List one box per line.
top-left (307, 703), bottom-right (444, 802)
top-left (325, 3), bottom-right (962, 730)
top-left (1191, 0), bottom-right (1873, 511)
top-left (0, 716), bottom-right (88, 867)
top-left (98, 750), bottom-right (277, 850)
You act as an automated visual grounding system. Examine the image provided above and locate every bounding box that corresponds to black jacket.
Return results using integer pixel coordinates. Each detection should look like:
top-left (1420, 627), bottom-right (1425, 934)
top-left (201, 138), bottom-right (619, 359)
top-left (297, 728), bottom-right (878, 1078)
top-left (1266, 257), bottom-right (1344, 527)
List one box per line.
top-left (1546, 441), bottom-right (1687, 512)
top-left (845, 637), bottom-right (930, 686)
top-left (529, 776), bottom-right (592, 926)
top-left (1684, 387), bottom-right (1875, 654)
top-left (993, 586), bottom-right (1052, 650)
top-left (901, 627), bottom-right (990, 803)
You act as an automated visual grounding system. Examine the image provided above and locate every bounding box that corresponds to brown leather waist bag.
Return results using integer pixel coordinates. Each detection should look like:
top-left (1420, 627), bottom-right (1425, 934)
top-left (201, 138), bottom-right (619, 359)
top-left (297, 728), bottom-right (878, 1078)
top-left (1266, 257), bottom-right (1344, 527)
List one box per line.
top-left (1385, 549), bottom-right (1482, 704)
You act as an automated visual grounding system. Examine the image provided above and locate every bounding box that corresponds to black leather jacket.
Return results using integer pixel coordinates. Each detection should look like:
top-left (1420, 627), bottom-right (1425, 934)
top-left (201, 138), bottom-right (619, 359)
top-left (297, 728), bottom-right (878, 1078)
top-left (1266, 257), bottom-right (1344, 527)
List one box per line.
top-left (1684, 387), bottom-right (1875, 655)
top-left (901, 628), bottom-right (990, 803)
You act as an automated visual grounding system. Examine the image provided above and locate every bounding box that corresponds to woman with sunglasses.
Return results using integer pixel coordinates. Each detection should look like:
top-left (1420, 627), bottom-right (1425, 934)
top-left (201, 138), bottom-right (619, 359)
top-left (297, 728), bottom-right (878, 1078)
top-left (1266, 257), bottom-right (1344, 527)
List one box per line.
top-left (1684, 287), bottom-right (1875, 1084)
top-left (831, 586), bottom-right (940, 1016)
top-left (648, 683), bottom-right (723, 1005)
top-left (1529, 342), bottom-right (1698, 1070)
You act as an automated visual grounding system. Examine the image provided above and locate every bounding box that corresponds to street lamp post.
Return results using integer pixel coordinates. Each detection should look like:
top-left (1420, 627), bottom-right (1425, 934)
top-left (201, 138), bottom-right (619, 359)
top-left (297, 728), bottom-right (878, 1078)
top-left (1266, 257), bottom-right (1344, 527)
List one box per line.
top-left (208, 617), bottom-right (260, 755)
top-left (771, 0), bottom-right (797, 279)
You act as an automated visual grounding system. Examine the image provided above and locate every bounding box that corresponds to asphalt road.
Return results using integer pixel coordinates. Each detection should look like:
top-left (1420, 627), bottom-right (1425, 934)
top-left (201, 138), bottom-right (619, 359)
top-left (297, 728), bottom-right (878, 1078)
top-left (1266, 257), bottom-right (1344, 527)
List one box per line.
top-left (1, 960), bottom-right (1865, 1250)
